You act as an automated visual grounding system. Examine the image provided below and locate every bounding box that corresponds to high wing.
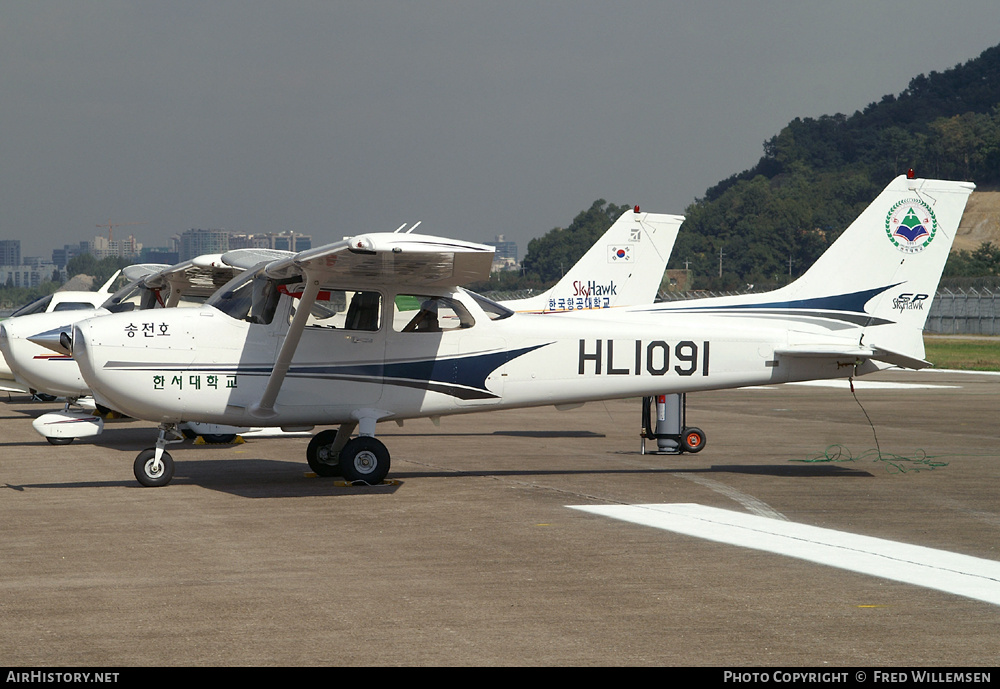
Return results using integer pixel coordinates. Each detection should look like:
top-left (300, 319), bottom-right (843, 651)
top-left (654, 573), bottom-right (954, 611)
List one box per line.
top-left (247, 233), bottom-right (494, 287)
top-left (141, 254), bottom-right (242, 307)
top-left (228, 233), bottom-right (495, 418)
top-left (121, 263), bottom-right (174, 283)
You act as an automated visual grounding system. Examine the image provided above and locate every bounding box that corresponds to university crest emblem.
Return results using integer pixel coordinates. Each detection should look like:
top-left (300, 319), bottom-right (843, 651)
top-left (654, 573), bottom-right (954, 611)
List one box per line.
top-left (885, 198), bottom-right (937, 254)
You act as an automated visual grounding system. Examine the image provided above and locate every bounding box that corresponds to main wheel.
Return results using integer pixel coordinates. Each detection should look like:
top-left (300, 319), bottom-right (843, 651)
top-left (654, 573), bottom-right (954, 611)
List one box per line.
top-left (306, 429), bottom-right (342, 477)
top-left (681, 427), bottom-right (706, 454)
top-left (134, 448), bottom-right (175, 487)
top-left (339, 437), bottom-right (390, 484)
top-left (46, 436), bottom-right (74, 445)
top-left (200, 433), bottom-right (237, 444)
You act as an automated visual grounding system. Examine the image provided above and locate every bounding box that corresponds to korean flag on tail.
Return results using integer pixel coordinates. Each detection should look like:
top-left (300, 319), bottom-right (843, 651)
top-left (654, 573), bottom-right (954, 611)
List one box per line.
top-left (608, 245), bottom-right (634, 263)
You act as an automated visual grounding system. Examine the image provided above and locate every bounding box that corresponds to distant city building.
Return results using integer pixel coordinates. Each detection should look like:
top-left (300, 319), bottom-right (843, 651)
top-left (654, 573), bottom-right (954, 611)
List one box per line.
top-left (229, 231), bottom-right (312, 253)
top-left (228, 234), bottom-right (273, 250)
top-left (0, 262), bottom-right (57, 288)
top-left (485, 234), bottom-right (518, 271)
top-left (140, 248), bottom-right (180, 265)
top-left (0, 239), bottom-right (21, 267)
top-left (52, 244), bottom-right (84, 269)
top-left (178, 229), bottom-right (229, 261)
top-left (79, 234), bottom-right (143, 260)
top-left (0, 240), bottom-right (57, 286)
top-left (273, 231), bottom-right (311, 252)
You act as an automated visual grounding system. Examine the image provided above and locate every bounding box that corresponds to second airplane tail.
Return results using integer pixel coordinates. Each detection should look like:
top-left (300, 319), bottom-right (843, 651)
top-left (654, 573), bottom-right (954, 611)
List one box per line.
top-left (508, 207), bottom-right (683, 313)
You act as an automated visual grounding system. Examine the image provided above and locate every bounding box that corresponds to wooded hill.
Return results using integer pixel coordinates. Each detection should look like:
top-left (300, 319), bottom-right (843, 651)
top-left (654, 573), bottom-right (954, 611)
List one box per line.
top-left (504, 42), bottom-right (1000, 292)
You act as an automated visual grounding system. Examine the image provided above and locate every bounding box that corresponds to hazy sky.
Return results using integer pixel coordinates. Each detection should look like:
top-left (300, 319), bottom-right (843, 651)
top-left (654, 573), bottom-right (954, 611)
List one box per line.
top-left (2, 1), bottom-right (998, 260)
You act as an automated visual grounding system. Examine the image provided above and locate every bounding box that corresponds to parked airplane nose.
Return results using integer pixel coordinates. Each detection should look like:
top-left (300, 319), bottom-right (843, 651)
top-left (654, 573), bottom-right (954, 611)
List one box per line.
top-left (0, 324), bottom-right (16, 381)
top-left (26, 325), bottom-right (74, 356)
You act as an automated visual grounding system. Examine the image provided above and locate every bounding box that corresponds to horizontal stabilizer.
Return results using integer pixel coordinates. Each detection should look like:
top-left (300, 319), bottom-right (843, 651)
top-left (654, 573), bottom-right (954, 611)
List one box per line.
top-left (774, 344), bottom-right (930, 369)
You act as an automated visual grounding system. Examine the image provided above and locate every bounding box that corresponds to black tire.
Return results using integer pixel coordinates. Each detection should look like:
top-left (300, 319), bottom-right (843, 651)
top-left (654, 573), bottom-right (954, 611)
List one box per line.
top-left (95, 404), bottom-right (126, 420)
top-left (200, 433), bottom-right (237, 444)
top-left (134, 448), bottom-right (175, 487)
top-left (681, 427), bottom-right (706, 454)
top-left (181, 428), bottom-right (198, 440)
top-left (339, 436), bottom-right (390, 484)
top-left (306, 429), bottom-right (342, 477)
top-left (45, 436), bottom-right (74, 445)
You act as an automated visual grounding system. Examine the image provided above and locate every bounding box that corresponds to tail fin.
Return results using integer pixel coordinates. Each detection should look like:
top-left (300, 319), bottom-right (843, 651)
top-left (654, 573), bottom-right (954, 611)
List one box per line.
top-left (506, 208), bottom-right (683, 313)
top-left (98, 269), bottom-right (123, 294)
top-left (780, 175), bottom-right (973, 358)
top-left (654, 175), bottom-right (974, 367)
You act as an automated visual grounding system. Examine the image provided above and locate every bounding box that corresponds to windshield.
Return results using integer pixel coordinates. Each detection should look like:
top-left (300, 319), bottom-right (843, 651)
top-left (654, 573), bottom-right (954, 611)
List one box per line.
top-left (102, 281), bottom-right (164, 313)
top-left (10, 295), bottom-right (53, 317)
top-left (205, 265), bottom-right (281, 324)
top-left (464, 289), bottom-right (514, 321)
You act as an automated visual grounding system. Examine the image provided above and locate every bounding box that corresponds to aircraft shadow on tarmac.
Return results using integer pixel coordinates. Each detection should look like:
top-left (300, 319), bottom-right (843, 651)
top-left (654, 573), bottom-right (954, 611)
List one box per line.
top-left (5, 422), bottom-right (873, 498)
top-left (2, 455), bottom-right (874, 500)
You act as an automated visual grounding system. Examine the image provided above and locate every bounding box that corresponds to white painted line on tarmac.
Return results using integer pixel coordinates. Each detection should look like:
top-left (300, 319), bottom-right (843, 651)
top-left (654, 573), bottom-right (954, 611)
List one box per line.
top-left (740, 380), bottom-right (961, 390)
top-left (787, 380), bottom-right (961, 390)
top-left (568, 503), bottom-right (1000, 606)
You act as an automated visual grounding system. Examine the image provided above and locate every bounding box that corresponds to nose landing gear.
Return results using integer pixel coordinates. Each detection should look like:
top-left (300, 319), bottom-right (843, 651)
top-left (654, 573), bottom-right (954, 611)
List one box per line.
top-left (134, 424), bottom-right (184, 487)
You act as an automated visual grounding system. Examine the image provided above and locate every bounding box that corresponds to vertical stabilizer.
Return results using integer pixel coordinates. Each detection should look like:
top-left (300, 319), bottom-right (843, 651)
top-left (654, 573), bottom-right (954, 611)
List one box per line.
top-left (775, 175), bottom-right (973, 357)
top-left (504, 209), bottom-right (683, 313)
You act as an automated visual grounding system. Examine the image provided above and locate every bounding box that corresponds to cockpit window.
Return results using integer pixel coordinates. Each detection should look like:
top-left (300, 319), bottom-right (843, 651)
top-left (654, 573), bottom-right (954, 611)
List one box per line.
top-left (465, 290), bottom-right (514, 321)
top-left (53, 301), bottom-right (98, 312)
top-left (103, 282), bottom-right (165, 313)
top-left (206, 266), bottom-right (281, 325)
top-left (296, 288), bottom-right (383, 332)
top-left (206, 269), bottom-right (257, 321)
top-left (394, 294), bottom-right (475, 332)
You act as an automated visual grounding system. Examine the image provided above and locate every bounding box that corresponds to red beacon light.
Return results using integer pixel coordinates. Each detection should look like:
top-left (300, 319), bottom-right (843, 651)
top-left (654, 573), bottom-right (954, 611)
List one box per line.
top-left (634, 205), bottom-right (640, 213)
top-left (907, 168), bottom-right (916, 179)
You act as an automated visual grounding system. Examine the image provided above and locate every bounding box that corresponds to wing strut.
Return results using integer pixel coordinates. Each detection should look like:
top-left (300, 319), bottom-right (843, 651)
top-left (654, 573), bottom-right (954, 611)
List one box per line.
top-left (249, 274), bottom-right (321, 419)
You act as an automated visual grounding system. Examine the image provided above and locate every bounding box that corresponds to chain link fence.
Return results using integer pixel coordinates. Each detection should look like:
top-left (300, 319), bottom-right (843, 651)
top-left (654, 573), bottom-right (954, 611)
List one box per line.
top-left (925, 288), bottom-right (1000, 335)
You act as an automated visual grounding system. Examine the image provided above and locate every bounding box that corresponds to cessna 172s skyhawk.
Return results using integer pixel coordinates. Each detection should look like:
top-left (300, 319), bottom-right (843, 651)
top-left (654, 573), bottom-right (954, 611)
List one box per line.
top-left (8, 209), bottom-right (682, 445)
top-left (70, 174), bottom-right (972, 487)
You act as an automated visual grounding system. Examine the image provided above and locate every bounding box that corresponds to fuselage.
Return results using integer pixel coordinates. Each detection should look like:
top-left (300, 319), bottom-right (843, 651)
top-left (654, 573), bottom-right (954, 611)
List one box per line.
top-left (72, 284), bottom-right (866, 428)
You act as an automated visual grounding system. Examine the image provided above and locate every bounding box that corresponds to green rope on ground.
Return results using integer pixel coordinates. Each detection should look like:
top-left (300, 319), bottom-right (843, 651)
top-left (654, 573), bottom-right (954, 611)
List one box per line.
top-left (790, 444), bottom-right (949, 473)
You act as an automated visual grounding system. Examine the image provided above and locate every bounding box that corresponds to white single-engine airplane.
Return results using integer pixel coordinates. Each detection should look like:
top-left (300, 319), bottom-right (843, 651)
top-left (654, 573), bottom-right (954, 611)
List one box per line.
top-left (71, 174), bottom-right (972, 487)
top-left (0, 257), bottom-right (240, 442)
top-left (0, 272), bottom-right (123, 394)
top-left (10, 209), bottom-right (681, 447)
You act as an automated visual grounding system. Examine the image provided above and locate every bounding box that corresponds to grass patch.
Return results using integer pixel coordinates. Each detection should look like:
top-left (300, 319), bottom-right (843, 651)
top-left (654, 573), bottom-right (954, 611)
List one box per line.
top-left (923, 336), bottom-right (1000, 371)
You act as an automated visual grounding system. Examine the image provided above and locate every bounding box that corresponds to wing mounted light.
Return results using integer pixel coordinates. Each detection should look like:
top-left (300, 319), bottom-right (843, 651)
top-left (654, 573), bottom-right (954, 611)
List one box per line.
top-left (348, 235), bottom-right (376, 254)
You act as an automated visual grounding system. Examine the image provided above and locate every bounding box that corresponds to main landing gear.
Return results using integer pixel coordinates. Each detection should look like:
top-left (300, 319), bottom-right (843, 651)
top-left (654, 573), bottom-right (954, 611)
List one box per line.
top-left (641, 393), bottom-right (707, 455)
top-left (306, 422), bottom-right (391, 484)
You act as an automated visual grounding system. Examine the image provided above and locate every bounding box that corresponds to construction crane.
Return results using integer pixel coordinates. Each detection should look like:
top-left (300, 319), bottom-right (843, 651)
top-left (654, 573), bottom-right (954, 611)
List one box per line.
top-left (96, 219), bottom-right (146, 244)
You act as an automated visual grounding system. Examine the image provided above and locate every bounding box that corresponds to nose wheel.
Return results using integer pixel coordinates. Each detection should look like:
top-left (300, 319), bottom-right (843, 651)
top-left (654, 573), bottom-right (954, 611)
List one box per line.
top-left (134, 448), bottom-right (175, 487)
top-left (133, 424), bottom-right (184, 487)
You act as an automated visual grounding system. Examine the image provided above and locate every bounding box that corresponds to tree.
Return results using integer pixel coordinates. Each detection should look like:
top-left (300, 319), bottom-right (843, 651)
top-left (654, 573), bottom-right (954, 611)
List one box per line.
top-left (520, 200), bottom-right (631, 283)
